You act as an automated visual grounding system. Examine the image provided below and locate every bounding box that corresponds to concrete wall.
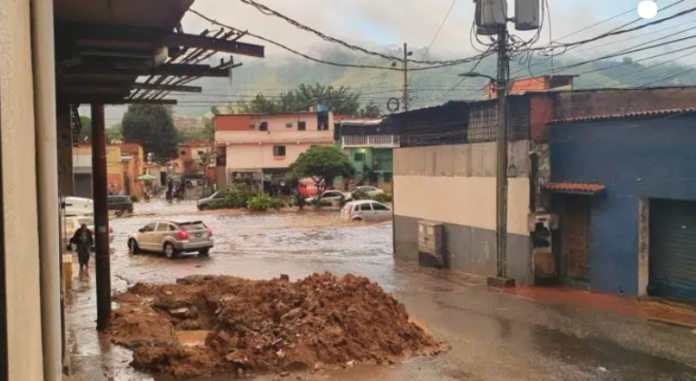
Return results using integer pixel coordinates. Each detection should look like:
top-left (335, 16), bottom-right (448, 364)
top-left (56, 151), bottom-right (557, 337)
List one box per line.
top-left (393, 141), bottom-right (532, 284)
top-left (0, 0), bottom-right (46, 378)
top-left (550, 114), bottom-right (696, 296)
top-left (225, 142), bottom-right (330, 170)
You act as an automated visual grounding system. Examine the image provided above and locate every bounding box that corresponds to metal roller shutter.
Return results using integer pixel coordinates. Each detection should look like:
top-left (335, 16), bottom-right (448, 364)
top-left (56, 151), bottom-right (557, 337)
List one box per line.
top-left (649, 199), bottom-right (696, 303)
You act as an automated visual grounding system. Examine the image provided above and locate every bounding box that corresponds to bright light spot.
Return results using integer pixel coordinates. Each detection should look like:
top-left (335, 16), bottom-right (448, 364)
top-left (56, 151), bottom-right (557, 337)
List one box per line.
top-left (638, 1), bottom-right (658, 19)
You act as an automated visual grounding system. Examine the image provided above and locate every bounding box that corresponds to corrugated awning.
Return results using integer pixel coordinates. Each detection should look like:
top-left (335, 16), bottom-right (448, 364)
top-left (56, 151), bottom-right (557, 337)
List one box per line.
top-left (543, 182), bottom-right (606, 195)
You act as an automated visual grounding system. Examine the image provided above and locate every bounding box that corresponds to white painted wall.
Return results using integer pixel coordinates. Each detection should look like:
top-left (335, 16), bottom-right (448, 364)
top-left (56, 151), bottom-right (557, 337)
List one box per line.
top-left (226, 143), bottom-right (331, 170)
top-left (394, 141), bottom-right (531, 236)
top-left (0, 0), bottom-right (46, 379)
top-left (394, 176), bottom-right (530, 236)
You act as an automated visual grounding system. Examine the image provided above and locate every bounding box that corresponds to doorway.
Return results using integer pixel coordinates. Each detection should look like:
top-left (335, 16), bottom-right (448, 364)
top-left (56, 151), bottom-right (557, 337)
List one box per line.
top-left (560, 196), bottom-right (591, 286)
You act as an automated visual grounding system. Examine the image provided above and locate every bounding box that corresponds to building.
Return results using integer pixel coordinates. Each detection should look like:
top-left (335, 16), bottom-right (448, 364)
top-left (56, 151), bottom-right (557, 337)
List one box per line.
top-left (168, 141), bottom-right (213, 175)
top-left (335, 119), bottom-right (398, 192)
top-left (485, 75), bottom-right (576, 99)
top-left (547, 109), bottom-right (696, 303)
top-left (72, 143), bottom-right (146, 197)
top-left (1, 0), bottom-right (265, 377)
top-left (390, 87), bottom-right (696, 292)
top-left (389, 99), bottom-right (534, 284)
top-left (215, 111), bottom-right (335, 190)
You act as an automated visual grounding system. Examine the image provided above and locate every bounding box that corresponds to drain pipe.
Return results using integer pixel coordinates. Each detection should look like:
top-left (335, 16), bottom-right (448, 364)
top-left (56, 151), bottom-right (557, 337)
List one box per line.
top-left (31, 0), bottom-right (62, 380)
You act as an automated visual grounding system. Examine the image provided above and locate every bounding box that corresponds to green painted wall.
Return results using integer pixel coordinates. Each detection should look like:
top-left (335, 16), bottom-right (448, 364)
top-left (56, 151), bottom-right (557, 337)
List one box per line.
top-left (350, 147), bottom-right (373, 174)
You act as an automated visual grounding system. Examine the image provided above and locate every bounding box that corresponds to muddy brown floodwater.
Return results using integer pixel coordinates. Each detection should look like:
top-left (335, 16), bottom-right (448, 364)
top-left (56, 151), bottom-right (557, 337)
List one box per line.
top-left (67, 200), bottom-right (696, 381)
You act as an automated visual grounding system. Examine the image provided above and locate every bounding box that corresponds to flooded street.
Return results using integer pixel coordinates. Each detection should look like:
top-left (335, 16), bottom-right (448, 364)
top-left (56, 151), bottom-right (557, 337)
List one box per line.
top-left (67, 201), bottom-right (696, 381)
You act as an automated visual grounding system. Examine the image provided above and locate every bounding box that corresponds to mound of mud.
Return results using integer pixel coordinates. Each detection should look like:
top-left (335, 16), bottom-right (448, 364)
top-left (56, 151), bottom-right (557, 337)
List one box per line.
top-left (110, 273), bottom-right (448, 378)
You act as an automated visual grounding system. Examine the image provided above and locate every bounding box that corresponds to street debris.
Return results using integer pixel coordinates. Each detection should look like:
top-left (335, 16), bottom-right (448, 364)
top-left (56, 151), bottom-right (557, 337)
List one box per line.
top-left (110, 273), bottom-right (448, 378)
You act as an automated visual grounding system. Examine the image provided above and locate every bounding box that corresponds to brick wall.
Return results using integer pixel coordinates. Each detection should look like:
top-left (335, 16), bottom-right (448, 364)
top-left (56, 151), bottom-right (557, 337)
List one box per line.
top-left (554, 87), bottom-right (696, 120)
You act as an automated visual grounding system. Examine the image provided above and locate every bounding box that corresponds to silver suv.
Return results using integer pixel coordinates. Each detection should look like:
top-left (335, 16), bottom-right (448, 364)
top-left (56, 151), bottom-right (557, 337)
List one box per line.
top-left (128, 220), bottom-right (213, 258)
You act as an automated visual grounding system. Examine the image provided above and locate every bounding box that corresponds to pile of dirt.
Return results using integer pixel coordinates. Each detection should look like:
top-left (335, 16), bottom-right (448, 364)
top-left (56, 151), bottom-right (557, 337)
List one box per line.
top-left (110, 273), bottom-right (448, 378)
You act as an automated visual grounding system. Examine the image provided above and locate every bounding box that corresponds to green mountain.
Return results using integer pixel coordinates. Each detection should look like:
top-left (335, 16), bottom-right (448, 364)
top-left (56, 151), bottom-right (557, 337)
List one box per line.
top-left (100, 48), bottom-right (696, 123)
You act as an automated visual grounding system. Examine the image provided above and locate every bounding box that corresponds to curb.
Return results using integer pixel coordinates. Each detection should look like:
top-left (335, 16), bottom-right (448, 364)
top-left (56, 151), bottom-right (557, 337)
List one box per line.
top-left (647, 317), bottom-right (696, 330)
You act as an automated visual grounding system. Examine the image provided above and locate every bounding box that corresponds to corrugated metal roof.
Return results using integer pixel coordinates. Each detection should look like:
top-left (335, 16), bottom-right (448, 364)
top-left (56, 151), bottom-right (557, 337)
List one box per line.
top-left (543, 182), bottom-right (606, 194)
top-left (551, 108), bottom-right (696, 124)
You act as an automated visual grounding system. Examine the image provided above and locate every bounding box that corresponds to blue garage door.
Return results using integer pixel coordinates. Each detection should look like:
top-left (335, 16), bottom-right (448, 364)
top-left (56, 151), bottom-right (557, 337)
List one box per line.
top-left (649, 199), bottom-right (696, 303)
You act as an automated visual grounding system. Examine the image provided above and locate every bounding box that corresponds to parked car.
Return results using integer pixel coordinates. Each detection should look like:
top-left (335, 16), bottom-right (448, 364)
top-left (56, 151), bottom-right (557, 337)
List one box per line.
top-left (128, 220), bottom-right (214, 258)
top-left (197, 191), bottom-right (226, 210)
top-left (64, 196), bottom-right (93, 216)
top-left (64, 215), bottom-right (114, 251)
top-left (108, 195), bottom-right (134, 213)
top-left (341, 200), bottom-right (392, 222)
top-left (306, 190), bottom-right (352, 205)
top-left (351, 185), bottom-right (384, 197)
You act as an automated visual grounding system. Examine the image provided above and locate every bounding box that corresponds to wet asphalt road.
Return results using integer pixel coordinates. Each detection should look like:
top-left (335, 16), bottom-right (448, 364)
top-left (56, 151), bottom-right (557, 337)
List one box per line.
top-left (67, 200), bottom-right (696, 381)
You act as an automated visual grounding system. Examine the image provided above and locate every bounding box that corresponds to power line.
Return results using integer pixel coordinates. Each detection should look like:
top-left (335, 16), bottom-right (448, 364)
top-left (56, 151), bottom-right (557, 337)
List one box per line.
top-left (189, 9), bottom-right (489, 71)
top-left (572, 18), bottom-right (696, 55)
top-left (408, 0), bottom-right (457, 86)
top-left (512, 33), bottom-right (696, 80)
top-left (236, 0), bottom-right (484, 66)
top-left (638, 66), bottom-right (696, 87)
top-left (578, 44), bottom-right (696, 81)
top-left (511, 0), bottom-right (686, 77)
top-left (536, 3), bottom-right (695, 55)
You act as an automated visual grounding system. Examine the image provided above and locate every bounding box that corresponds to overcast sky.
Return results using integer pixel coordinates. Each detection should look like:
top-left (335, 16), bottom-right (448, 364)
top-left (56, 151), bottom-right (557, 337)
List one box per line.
top-left (179, 0), bottom-right (691, 62)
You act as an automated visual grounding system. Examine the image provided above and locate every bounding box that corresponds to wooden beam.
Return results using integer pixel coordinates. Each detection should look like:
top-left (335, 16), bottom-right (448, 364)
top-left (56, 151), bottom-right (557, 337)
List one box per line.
top-left (163, 33), bottom-right (265, 58)
top-left (60, 63), bottom-right (231, 78)
top-left (125, 99), bottom-right (178, 105)
top-left (132, 83), bottom-right (202, 93)
top-left (58, 96), bottom-right (178, 105)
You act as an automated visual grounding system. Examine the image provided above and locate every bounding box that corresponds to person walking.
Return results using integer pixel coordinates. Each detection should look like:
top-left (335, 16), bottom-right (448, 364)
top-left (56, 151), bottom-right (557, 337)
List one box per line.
top-left (71, 223), bottom-right (93, 274)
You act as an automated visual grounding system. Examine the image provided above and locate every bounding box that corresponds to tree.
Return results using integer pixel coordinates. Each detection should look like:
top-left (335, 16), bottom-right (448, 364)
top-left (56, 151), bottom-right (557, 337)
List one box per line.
top-left (229, 83), bottom-right (366, 115)
top-left (106, 124), bottom-right (123, 143)
top-left (78, 116), bottom-right (92, 143)
top-left (121, 104), bottom-right (178, 162)
top-left (289, 146), bottom-right (355, 192)
top-left (358, 101), bottom-right (381, 118)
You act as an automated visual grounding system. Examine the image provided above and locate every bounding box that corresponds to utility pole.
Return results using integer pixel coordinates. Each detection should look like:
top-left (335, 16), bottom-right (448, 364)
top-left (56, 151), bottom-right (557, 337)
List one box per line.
top-left (495, 24), bottom-right (510, 281)
top-left (402, 42), bottom-right (409, 111)
top-left (91, 103), bottom-right (111, 331)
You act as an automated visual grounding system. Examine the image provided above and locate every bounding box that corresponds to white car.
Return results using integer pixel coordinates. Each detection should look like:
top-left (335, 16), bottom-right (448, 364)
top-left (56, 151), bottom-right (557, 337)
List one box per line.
top-left (64, 215), bottom-right (114, 251)
top-left (306, 190), bottom-right (352, 205)
top-left (351, 185), bottom-right (385, 198)
top-left (64, 196), bottom-right (93, 217)
top-left (341, 200), bottom-right (392, 222)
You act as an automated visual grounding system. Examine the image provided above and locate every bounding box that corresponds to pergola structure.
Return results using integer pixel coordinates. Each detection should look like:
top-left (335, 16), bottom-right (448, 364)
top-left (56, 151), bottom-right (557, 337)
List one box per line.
top-left (51, 0), bottom-right (265, 352)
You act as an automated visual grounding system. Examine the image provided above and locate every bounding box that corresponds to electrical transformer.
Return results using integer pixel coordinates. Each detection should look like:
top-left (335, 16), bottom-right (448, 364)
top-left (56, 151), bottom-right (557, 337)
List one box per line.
top-left (475, 0), bottom-right (508, 28)
top-left (515, 0), bottom-right (540, 31)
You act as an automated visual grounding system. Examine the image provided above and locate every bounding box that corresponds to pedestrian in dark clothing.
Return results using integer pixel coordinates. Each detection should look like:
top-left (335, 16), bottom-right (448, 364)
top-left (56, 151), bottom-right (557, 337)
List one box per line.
top-left (71, 223), bottom-right (93, 273)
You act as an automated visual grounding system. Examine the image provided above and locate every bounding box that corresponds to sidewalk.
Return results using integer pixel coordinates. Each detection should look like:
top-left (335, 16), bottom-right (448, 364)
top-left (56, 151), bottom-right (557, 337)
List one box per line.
top-left (504, 286), bottom-right (696, 329)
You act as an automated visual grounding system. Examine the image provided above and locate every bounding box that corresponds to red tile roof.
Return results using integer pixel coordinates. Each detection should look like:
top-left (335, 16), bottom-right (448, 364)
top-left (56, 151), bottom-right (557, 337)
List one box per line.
top-left (551, 108), bottom-right (696, 124)
top-left (543, 182), bottom-right (606, 193)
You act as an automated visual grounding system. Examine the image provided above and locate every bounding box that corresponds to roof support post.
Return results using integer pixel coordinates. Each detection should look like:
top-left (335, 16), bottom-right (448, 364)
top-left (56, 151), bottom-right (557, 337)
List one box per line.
top-left (91, 103), bottom-right (111, 331)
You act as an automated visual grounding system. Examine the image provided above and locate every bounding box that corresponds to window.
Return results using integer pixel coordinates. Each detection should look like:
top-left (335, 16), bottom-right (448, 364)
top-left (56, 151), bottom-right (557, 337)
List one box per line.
top-left (156, 223), bottom-right (170, 232)
top-left (372, 203), bottom-right (389, 211)
top-left (168, 224), bottom-right (178, 231)
top-left (180, 151), bottom-right (186, 156)
top-left (142, 223), bottom-right (157, 232)
top-left (298, 121), bottom-right (306, 131)
top-left (354, 153), bottom-right (365, 162)
top-left (286, 122), bottom-right (294, 128)
top-left (317, 111), bottom-right (329, 131)
top-left (358, 203), bottom-right (371, 211)
top-left (259, 122), bottom-right (268, 131)
top-left (273, 146), bottom-right (286, 157)
top-left (249, 124), bottom-right (256, 130)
